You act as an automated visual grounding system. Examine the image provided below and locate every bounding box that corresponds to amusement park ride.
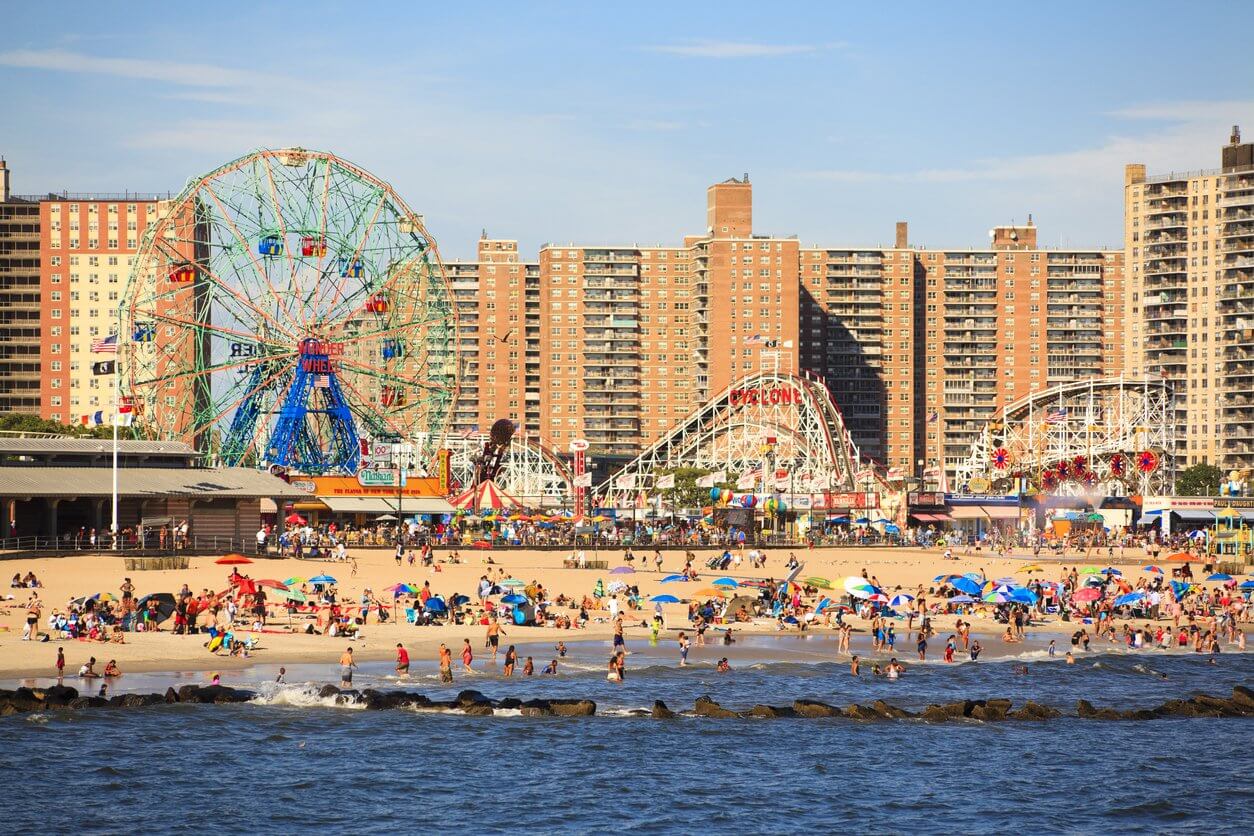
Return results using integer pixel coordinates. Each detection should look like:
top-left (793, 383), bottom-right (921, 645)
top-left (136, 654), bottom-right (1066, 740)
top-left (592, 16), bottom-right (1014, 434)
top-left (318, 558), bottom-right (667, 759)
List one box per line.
top-left (117, 147), bottom-right (1177, 509)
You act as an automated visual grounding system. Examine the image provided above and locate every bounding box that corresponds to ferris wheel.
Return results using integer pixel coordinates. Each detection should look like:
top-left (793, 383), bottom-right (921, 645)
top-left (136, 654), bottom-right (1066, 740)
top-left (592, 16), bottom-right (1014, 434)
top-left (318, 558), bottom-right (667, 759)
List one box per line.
top-left (121, 147), bottom-right (456, 474)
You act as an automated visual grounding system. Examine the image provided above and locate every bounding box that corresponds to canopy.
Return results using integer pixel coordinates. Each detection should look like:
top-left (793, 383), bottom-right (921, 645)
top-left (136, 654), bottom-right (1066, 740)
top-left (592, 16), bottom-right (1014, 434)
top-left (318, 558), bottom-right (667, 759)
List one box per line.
top-left (450, 479), bottom-right (521, 511)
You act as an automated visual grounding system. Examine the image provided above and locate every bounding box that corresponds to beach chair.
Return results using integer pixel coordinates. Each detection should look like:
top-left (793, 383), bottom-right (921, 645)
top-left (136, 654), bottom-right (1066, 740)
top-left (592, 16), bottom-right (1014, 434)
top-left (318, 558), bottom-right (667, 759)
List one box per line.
top-left (405, 608), bottom-right (416, 624)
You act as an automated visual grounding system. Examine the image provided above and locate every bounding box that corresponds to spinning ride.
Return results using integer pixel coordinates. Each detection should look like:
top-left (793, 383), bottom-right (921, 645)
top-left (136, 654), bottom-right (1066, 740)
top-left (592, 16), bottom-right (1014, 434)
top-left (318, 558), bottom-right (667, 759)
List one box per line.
top-left (122, 148), bottom-right (456, 474)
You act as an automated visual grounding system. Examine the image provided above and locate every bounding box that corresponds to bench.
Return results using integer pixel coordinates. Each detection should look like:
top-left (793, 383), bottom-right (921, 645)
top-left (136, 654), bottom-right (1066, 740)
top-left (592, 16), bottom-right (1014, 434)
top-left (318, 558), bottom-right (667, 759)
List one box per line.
top-left (124, 556), bottom-right (190, 571)
top-left (562, 559), bottom-right (609, 570)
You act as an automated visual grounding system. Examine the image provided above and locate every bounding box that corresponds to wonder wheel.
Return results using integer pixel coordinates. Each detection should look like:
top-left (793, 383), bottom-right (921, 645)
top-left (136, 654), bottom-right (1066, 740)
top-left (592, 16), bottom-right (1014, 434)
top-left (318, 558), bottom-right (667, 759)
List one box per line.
top-left (121, 148), bottom-right (456, 473)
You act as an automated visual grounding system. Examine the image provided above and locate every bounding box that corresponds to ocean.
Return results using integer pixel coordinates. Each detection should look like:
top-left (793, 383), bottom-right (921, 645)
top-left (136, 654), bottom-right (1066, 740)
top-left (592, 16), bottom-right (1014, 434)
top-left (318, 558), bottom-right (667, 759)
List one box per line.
top-left (3, 637), bottom-right (1251, 834)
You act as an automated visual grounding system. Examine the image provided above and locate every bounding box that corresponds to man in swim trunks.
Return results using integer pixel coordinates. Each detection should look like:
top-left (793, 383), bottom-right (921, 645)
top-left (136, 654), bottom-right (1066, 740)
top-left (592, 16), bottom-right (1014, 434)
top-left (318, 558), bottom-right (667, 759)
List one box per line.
top-left (438, 643), bottom-right (453, 682)
top-left (613, 615), bottom-right (626, 654)
top-left (678, 632), bottom-right (690, 667)
top-left (486, 618), bottom-right (504, 662)
top-left (340, 647), bottom-right (356, 687)
top-left (395, 643), bottom-right (410, 675)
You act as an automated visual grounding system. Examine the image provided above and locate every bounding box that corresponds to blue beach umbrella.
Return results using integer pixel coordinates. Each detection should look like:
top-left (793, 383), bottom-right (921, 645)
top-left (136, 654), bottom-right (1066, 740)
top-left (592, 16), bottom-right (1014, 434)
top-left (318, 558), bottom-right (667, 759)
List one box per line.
top-left (424, 597), bottom-right (448, 613)
top-left (888, 593), bottom-right (914, 608)
top-left (308, 574), bottom-right (337, 585)
top-left (1009, 587), bottom-right (1038, 605)
top-left (815, 597), bottom-right (833, 612)
top-left (1169, 580), bottom-right (1192, 599)
top-left (1206, 573), bottom-right (1233, 582)
top-left (1100, 567), bottom-right (1123, 576)
top-left (884, 524), bottom-right (901, 534)
top-left (660, 574), bottom-right (687, 583)
top-left (948, 595), bottom-right (976, 604)
top-left (712, 577), bottom-right (739, 588)
top-left (1238, 580), bottom-right (1254, 590)
top-left (451, 595), bottom-right (471, 606)
top-left (1113, 591), bottom-right (1144, 607)
top-left (950, 577), bottom-right (982, 595)
top-left (650, 594), bottom-right (681, 604)
top-left (500, 593), bottom-right (527, 605)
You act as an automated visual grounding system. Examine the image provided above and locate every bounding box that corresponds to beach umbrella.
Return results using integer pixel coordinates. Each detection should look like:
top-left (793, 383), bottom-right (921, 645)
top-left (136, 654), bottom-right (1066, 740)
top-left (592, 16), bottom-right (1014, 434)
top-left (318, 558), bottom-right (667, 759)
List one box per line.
top-left (867, 593), bottom-right (890, 603)
top-left (386, 582), bottom-right (417, 596)
top-left (424, 597), bottom-right (448, 612)
top-left (607, 580), bottom-right (629, 594)
top-left (693, 586), bottom-right (730, 597)
top-left (1166, 552), bottom-right (1199, 562)
top-left (89, 592), bottom-right (117, 602)
top-left (1238, 580), bottom-right (1254, 590)
top-left (947, 594), bottom-right (976, 603)
top-left (1169, 580), bottom-right (1192, 598)
top-left (451, 595), bottom-right (471, 606)
top-left (1017, 564), bottom-right (1044, 573)
top-left (934, 573), bottom-right (962, 583)
top-left (885, 524), bottom-right (901, 534)
top-left (135, 592), bottom-right (176, 622)
top-left (805, 577), bottom-right (833, 590)
top-left (854, 517), bottom-right (870, 525)
top-left (235, 578), bottom-right (257, 595)
top-left (843, 576), bottom-right (878, 599)
top-left (1072, 587), bottom-right (1102, 602)
top-left (215, 554), bottom-right (253, 565)
top-left (1205, 573), bottom-right (1233, 582)
top-left (609, 566), bottom-right (636, 574)
top-left (1143, 566), bottom-right (1164, 575)
top-left (815, 597), bottom-right (833, 612)
top-left (983, 590), bottom-right (1014, 604)
top-left (1113, 591), bottom-right (1145, 607)
top-left (284, 513), bottom-right (307, 525)
top-left (308, 574), bottom-right (337, 585)
top-left (650, 594), bottom-right (681, 604)
top-left (276, 588), bottom-right (307, 603)
top-left (1009, 587), bottom-right (1037, 605)
top-left (660, 574), bottom-right (687, 583)
top-left (284, 577), bottom-right (306, 586)
top-left (256, 579), bottom-right (289, 591)
top-left (993, 577), bottom-right (1017, 585)
top-left (500, 579), bottom-right (525, 588)
top-left (963, 573), bottom-right (983, 580)
top-left (712, 577), bottom-right (739, 588)
top-left (888, 593), bottom-right (914, 608)
top-left (500, 593), bottom-right (527, 605)
top-left (1099, 567), bottom-right (1123, 576)
top-left (1080, 566), bottom-right (1100, 575)
top-left (949, 577), bottom-right (983, 595)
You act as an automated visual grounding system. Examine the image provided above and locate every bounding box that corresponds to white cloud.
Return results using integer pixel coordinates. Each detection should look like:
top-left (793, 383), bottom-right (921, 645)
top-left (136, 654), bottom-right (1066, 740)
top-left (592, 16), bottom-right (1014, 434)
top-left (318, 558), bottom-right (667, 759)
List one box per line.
top-left (0, 48), bottom-right (278, 88)
top-left (646, 40), bottom-right (842, 58)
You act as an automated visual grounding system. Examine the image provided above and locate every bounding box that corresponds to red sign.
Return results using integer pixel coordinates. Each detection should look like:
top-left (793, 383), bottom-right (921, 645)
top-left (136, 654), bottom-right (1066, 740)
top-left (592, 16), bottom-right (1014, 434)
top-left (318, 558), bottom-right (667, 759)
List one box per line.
top-left (300, 357), bottom-right (336, 373)
top-left (822, 491), bottom-right (878, 509)
top-left (298, 338), bottom-right (344, 356)
top-left (729, 387), bottom-right (799, 407)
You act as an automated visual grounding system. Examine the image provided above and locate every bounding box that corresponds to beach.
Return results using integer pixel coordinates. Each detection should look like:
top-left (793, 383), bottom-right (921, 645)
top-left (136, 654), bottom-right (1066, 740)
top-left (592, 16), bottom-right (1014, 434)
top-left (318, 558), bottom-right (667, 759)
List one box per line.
top-left (0, 541), bottom-right (1233, 683)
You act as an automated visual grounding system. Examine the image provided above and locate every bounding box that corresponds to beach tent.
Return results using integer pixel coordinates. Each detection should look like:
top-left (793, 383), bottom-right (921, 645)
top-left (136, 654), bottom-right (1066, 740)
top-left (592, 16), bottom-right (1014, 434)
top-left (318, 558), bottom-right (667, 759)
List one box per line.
top-left (450, 479), bottom-right (522, 511)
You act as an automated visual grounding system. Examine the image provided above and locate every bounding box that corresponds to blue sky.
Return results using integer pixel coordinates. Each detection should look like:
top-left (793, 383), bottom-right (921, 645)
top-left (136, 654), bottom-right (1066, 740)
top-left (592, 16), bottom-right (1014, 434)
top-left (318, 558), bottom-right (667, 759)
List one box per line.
top-left (2, 1), bottom-right (1252, 258)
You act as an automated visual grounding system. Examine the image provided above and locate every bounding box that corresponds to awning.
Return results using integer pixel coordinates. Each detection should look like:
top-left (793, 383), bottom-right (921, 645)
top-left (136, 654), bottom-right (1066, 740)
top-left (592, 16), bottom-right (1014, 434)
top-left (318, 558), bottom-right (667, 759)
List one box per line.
top-left (950, 505), bottom-right (1020, 521)
top-left (318, 495), bottom-right (454, 515)
top-left (911, 512), bottom-right (953, 522)
top-left (1171, 510), bottom-right (1215, 523)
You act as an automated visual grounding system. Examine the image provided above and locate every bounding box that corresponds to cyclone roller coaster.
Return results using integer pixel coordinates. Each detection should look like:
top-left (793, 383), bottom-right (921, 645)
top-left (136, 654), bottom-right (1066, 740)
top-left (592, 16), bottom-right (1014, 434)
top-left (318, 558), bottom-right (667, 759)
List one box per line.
top-left (955, 377), bottom-right (1177, 496)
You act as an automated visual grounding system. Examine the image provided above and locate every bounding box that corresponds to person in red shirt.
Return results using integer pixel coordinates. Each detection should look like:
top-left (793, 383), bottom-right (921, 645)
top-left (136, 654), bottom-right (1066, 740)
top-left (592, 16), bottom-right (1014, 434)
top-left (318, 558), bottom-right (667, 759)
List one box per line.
top-left (395, 642), bottom-right (410, 675)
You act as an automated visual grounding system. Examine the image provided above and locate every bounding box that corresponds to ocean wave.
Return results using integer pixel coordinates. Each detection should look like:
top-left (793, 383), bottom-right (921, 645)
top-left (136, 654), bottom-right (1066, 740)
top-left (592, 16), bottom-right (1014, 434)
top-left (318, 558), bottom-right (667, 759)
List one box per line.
top-left (250, 683), bottom-right (366, 710)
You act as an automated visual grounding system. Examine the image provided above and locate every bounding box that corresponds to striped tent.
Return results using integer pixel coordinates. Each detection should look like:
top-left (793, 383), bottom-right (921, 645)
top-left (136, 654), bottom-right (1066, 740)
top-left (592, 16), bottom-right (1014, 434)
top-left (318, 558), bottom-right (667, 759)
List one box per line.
top-left (450, 479), bottom-right (522, 511)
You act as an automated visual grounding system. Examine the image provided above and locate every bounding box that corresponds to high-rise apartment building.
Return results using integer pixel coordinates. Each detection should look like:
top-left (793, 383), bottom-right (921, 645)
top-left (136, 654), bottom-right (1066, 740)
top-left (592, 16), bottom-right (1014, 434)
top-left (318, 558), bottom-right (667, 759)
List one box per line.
top-left (37, 197), bottom-right (162, 424)
top-left (1124, 127), bottom-right (1254, 469)
top-left (0, 159), bottom-right (43, 414)
top-left (446, 237), bottom-right (541, 437)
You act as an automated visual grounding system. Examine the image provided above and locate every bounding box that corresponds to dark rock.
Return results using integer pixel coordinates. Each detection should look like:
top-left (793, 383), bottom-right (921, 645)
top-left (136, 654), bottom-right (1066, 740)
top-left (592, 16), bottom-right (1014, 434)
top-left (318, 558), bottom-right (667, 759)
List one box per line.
top-left (177, 684), bottom-right (200, 702)
top-left (426, 700), bottom-right (459, 711)
top-left (0, 704), bottom-right (18, 716)
top-left (1152, 698), bottom-right (1204, 718)
top-left (164, 687), bottom-right (180, 704)
top-left (358, 689), bottom-right (390, 710)
top-left (871, 699), bottom-right (914, 719)
top-left (67, 697), bottom-right (107, 709)
top-left (1076, 699), bottom-right (1121, 720)
top-left (1008, 701), bottom-right (1062, 721)
top-left (395, 692), bottom-right (431, 708)
top-left (1231, 685), bottom-right (1254, 710)
top-left (463, 702), bottom-right (495, 716)
top-left (843, 703), bottom-right (886, 721)
top-left (1189, 695), bottom-right (1242, 717)
top-left (519, 699), bottom-right (552, 717)
top-left (120, 693), bottom-right (164, 708)
top-left (550, 699), bottom-right (596, 717)
top-left (747, 704), bottom-right (796, 718)
top-left (456, 689), bottom-right (489, 707)
top-left (497, 698), bottom-right (523, 710)
top-left (334, 690), bottom-right (361, 706)
top-left (972, 700), bottom-right (1010, 722)
top-left (920, 705), bottom-right (951, 722)
top-left (792, 699), bottom-right (841, 718)
top-left (694, 695), bottom-right (740, 718)
top-left (1122, 709), bottom-right (1157, 721)
top-left (41, 684), bottom-right (79, 706)
top-left (651, 700), bottom-right (676, 719)
top-left (318, 685), bottom-right (341, 699)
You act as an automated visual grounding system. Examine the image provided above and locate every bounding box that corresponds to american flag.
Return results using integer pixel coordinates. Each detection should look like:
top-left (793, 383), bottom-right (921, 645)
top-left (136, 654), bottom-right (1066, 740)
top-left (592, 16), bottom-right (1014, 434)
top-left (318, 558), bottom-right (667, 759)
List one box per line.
top-left (1045, 407), bottom-right (1068, 424)
top-left (744, 334), bottom-right (764, 345)
top-left (91, 334), bottom-right (118, 353)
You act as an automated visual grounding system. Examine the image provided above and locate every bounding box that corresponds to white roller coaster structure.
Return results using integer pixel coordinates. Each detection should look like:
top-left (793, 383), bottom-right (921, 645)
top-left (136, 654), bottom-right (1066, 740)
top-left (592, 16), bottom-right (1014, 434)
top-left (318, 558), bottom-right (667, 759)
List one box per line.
top-left (597, 370), bottom-right (861, 506)
top-left (955, 376), bottom-right (1176, 496)
top-left (421, 432), bottom-right (572, 507)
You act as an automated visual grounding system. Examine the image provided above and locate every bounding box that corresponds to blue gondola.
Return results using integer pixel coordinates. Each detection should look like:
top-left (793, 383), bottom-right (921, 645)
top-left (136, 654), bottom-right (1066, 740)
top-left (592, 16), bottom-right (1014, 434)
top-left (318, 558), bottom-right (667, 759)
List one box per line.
top-left (258, 235), bottom-right (284, 256)
top-left (339, 257), bottom-right (364, 278)
top-left (382, 339), bottom-right (405, 359)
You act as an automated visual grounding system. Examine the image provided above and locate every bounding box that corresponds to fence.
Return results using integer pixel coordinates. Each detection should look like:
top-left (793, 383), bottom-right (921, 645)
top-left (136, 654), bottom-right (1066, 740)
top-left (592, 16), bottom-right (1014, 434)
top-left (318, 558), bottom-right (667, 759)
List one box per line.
top-left (0, 534), bottom-right (258, 560)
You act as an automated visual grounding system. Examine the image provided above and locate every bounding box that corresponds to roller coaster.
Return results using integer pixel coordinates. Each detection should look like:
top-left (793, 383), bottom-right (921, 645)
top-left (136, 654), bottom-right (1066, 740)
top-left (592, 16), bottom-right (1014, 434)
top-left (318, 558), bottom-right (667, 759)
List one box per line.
top-left (954, 376), bottom-right (1176, 496)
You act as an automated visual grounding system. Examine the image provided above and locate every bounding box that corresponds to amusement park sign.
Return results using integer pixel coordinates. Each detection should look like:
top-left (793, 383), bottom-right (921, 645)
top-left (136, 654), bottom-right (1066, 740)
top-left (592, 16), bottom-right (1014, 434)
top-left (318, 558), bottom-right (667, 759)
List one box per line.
top-left (728, 386), bottom-right (800, 407)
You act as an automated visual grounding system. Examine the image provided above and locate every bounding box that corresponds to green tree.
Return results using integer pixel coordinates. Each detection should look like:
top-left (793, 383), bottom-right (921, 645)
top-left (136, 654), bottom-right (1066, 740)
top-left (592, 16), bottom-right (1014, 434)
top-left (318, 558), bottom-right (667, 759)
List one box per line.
top-left (0, 413), bottom-right (114, 439)
top-left (1175, 463), bottom-right (1224, 497)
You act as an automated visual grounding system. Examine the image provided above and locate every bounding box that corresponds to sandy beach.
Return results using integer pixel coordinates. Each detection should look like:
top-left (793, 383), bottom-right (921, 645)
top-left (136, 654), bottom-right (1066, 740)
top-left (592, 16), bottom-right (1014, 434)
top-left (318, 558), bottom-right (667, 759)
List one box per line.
top-left (0, 542), bottom-right (1177, 681)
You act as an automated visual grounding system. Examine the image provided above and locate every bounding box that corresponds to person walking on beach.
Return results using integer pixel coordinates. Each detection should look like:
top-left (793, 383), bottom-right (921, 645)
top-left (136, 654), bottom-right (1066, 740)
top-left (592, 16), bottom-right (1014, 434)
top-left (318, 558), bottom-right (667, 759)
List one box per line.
top-left (486, 618), bottom-right (505, 662)
top-left (503, 645), bottom-right (517, 677)
top-left (339, 647), bottom-right (356, 687)
top-left (395, 643), bottom-right (410, 675)
top-left (461, 638), bottom-right (474, 672)
top-left (613, 614), bottom-right (627, 655)
top-left (438, 643), bottom-right (453, 682)
top-left (678, 631), bottom-right (690, 667)
top-left (917, 633), bottom-right (928, 661)
top-left (55, 646), bottom-right (65, 679)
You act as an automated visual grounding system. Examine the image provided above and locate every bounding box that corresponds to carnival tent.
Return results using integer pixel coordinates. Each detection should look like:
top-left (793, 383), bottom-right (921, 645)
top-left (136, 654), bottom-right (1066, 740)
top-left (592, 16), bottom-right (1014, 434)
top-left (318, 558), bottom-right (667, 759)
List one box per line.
top-left (451, 479), bottom-right (522, 512)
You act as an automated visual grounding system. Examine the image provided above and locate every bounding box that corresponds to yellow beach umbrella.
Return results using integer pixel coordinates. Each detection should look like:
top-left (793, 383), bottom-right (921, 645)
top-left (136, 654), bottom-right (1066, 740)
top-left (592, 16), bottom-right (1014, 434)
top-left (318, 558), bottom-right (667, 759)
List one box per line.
top-left (1017, 564), bottom-right (1044, 573)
